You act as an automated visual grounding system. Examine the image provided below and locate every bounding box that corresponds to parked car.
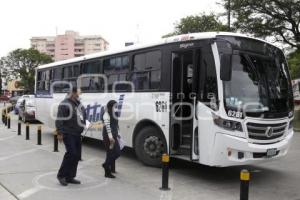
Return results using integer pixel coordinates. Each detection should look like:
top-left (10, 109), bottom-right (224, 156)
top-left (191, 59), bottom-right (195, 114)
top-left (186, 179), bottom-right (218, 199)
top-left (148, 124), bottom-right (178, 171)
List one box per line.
top-left (18, 97), bottom-right (36, 122)
top-left (14, 95), bottom-right (35, 115)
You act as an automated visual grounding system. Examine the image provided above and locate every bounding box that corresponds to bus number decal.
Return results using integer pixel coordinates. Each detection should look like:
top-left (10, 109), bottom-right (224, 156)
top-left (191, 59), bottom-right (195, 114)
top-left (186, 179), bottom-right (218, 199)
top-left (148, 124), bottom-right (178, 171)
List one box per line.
top-left (227, 110), bottom-right (243, 119)
top-left (155, 101), bottom-right (167, 112)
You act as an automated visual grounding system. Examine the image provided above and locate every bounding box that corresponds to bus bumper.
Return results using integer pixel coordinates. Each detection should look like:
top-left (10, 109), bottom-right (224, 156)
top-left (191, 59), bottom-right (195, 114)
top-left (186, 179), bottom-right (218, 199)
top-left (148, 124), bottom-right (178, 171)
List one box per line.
top-left (210, 130), bottom-right (294, 167)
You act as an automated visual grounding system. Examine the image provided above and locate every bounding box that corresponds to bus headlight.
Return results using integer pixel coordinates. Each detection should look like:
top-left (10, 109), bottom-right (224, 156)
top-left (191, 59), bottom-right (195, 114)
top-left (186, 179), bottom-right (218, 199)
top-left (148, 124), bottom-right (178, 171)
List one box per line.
top-left (212, 113), bottom-right (243, 132)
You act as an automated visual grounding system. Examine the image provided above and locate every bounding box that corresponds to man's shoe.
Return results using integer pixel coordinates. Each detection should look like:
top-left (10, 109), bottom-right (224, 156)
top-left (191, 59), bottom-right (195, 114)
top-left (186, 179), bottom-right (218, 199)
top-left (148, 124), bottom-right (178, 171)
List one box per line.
top-left (105, 173), bottom-right (116, 178)
top-left (103, 164), bottom-right (116, 178)
top-left (67, 178), bottom-right (81, 184)
top-left (57, 177), bottom-right (68, 186)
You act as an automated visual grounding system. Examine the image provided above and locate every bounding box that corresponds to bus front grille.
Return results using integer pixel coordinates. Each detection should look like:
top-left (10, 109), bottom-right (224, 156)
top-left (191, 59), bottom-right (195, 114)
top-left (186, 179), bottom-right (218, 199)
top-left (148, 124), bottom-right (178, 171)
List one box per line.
top-left (247, 122), bottom-right (287, 140)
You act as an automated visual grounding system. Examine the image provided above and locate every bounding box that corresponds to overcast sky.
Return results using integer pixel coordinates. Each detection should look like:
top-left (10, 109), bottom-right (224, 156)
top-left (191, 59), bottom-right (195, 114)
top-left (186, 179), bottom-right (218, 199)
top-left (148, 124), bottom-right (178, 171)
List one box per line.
top-left (0, 0), bottom-right (223, 57)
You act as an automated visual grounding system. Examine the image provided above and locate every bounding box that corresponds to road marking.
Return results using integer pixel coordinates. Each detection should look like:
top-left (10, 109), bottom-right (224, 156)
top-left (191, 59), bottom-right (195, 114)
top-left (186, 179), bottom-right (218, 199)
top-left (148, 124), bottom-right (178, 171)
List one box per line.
top-left (17, 158), bottom-right (107, 199)
top-left (0, 135), bottom-right (16, 141)
top-left (18, 187), bottom-right (42, 199)
top-left (0, 149), bottom-right (37, 161)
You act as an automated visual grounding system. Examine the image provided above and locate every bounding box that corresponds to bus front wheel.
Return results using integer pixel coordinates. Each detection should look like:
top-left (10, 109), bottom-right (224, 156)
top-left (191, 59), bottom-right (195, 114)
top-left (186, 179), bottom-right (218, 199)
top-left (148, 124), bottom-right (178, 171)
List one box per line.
top-left (134, 126), bottom-right (167, 167)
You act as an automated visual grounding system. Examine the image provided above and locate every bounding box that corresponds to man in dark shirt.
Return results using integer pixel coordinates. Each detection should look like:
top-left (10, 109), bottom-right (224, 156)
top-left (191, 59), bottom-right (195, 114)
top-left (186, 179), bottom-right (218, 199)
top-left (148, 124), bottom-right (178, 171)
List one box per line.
top-left (56, 87), bottom-right (86, 186)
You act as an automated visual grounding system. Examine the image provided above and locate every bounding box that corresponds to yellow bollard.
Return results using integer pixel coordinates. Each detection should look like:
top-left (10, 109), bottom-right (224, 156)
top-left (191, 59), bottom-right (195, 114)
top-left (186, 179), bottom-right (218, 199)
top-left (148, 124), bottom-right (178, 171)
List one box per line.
top-left (160, 154), bottom-right (170, 191)
top-left (240, 169), bottom-right (250, 200)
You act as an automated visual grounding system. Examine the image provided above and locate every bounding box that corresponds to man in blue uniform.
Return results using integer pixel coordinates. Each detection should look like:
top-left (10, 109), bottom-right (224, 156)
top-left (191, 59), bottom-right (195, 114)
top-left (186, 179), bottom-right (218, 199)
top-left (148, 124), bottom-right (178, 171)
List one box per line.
top-left (56, 87), bottom-right (86, 186)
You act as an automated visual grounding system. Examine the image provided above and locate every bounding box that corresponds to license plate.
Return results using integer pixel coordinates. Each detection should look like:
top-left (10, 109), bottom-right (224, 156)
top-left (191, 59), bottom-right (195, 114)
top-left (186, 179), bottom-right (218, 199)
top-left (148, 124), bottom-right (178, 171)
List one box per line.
top-left (266, 148), bottom-right (277, 157)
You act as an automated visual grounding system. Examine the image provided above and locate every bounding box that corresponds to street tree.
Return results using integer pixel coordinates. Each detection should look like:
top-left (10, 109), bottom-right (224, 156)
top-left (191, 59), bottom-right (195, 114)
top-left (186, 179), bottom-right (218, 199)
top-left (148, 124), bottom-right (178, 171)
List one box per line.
top-left (221, 0), bottom-right (300, 50)
top-left (288, 50), bottom-right (300, 79)
top-left (0, 57), bottom-right (10, 95)
top-left (163, 13), bottom-right (228, 38)
top-left (2, 48), bottom-right (53, 93)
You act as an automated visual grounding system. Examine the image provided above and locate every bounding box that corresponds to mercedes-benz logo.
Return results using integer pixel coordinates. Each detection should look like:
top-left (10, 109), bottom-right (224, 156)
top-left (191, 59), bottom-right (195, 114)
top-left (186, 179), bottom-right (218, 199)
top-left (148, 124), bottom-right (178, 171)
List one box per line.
top-left (265, 127), bottom-right (274, 138)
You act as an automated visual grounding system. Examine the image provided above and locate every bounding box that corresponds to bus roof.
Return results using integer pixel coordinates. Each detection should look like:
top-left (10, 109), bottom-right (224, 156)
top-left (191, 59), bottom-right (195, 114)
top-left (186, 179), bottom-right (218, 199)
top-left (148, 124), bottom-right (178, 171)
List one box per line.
top-left (36, 32), bottom-right (278, 70)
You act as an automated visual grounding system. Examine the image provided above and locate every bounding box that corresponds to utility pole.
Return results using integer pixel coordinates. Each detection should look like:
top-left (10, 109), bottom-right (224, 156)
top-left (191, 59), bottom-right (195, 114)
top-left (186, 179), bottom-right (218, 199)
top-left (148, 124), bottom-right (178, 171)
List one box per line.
top-left (228, 0), bottom-right (231, 31)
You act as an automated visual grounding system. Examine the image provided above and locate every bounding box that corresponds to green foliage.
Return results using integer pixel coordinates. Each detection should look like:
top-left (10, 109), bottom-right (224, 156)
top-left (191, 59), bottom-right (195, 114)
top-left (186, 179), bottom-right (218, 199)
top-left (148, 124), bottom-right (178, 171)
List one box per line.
top-left (221, 0), bottom-right (300, 50)
top-left (0, 57), bottom-right (9, 95)
top-left (163, 13), bottom-right (228, 38)
top-left (288, 50), bottom-right (300, 79)
top-left (1, 48), bottom-right (53, 93)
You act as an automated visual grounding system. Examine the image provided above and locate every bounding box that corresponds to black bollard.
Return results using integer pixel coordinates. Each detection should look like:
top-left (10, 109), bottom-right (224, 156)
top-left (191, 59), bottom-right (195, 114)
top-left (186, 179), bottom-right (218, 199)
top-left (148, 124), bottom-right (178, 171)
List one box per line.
top-left (240, 169), bottom-right (250, 200)
top-left (53, 131), bottom-right (59, 152)
top-left (160, 154), bottom-right (171, 191)
top-left (7, 115), bottom-right (10, 129)
top-left (37, 125), bottom-right (42, 145)
top-left (26, 123), bottom-right (30, 140)
top-left (18, 120), bottom-right (21, 135)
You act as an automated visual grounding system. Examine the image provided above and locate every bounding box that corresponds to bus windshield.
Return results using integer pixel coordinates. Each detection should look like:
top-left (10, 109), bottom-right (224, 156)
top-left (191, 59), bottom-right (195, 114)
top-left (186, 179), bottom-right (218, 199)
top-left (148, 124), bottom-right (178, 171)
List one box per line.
top-left (217, 36), bottom-right (294, 118)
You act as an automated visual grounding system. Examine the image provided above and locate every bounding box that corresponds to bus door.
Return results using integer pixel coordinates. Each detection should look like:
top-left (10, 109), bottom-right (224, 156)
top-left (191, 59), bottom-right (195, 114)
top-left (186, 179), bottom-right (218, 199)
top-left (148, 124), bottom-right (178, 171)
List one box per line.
top-left (171, 49), bottom-right (199, 161)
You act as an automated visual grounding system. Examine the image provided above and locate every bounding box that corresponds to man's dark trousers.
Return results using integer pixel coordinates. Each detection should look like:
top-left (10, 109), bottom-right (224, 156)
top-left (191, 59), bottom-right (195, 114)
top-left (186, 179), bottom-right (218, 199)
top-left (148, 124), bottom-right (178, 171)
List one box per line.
top-left (57, 134), bottom-right (81, 180)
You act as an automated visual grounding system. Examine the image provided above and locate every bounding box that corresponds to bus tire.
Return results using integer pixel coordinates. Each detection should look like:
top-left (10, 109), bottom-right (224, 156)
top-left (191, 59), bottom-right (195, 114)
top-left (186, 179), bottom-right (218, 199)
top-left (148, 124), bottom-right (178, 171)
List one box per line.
top-left (134, 126), bottom-right (167, 167)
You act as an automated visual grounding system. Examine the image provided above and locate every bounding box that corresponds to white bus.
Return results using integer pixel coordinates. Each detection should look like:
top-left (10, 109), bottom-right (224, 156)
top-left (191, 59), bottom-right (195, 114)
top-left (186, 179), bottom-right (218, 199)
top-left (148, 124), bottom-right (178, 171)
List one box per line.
top-left (35, 32), bottom-right (294, 167)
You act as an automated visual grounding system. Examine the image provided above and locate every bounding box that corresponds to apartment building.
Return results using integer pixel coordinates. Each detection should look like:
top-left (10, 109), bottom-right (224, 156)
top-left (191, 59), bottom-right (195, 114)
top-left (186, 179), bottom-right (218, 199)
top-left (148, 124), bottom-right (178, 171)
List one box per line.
top-left (31, 30), bottom-right (109, 61)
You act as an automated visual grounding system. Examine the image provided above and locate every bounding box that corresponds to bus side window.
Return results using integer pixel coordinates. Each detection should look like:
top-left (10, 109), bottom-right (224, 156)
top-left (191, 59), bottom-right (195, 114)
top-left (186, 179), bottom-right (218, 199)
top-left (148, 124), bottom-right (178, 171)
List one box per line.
top-left (103, 58), bottom-right (115, 74)
top-left (80, 77), bottom-right (104, 92)
top-left (104, 56), bottom-right (129, 92)
top-left (82, 60), bottom-right (101, 74)
top-left (63, 66), bottom-right (73, 78)
top-left (53, 67), bottom-right (62, 80)
top-left (132, 50), bottom-right (161, 91)
top-left (73, 64), bottom-right (80, 77)
top-left (52, 67), bottom-right (63, 93)
top-left (147, 51), bottom-right (161, 89)
top-left (36, 71), bottom-right (43, 92)
top-left (62, 65), bottom-right (77, 90)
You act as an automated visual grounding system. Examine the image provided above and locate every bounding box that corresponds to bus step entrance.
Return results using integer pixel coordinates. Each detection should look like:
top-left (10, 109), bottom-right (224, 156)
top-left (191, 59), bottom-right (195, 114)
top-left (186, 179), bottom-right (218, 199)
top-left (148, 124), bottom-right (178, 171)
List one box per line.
top-left (182, 134), bottom-right (191, 145)
top-left (177, 144), bottom-right (191, 155)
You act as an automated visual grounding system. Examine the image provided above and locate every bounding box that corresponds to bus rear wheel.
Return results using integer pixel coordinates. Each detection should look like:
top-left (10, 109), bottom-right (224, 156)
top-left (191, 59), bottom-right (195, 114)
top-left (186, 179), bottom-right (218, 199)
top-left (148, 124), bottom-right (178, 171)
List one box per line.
top-left (134, 126), bottom-right (167, 167)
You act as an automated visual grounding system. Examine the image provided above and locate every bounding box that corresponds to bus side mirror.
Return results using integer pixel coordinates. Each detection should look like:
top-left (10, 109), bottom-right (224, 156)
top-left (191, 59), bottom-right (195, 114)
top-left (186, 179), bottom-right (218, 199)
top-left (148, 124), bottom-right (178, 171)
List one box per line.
top-left (220, 54), bottom-right (232, 81)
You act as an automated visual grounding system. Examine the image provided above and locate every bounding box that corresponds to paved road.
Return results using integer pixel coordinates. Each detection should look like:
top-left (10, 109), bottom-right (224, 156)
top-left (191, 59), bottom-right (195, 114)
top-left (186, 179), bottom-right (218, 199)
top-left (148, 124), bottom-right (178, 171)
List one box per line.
top-left (0, 104), bottom-right (300, 200)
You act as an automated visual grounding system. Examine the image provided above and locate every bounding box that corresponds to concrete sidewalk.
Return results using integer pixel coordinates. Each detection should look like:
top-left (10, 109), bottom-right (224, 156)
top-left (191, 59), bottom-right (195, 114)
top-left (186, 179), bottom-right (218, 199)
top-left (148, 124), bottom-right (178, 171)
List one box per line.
top-left (0, 184), bottom-right (17, 200)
